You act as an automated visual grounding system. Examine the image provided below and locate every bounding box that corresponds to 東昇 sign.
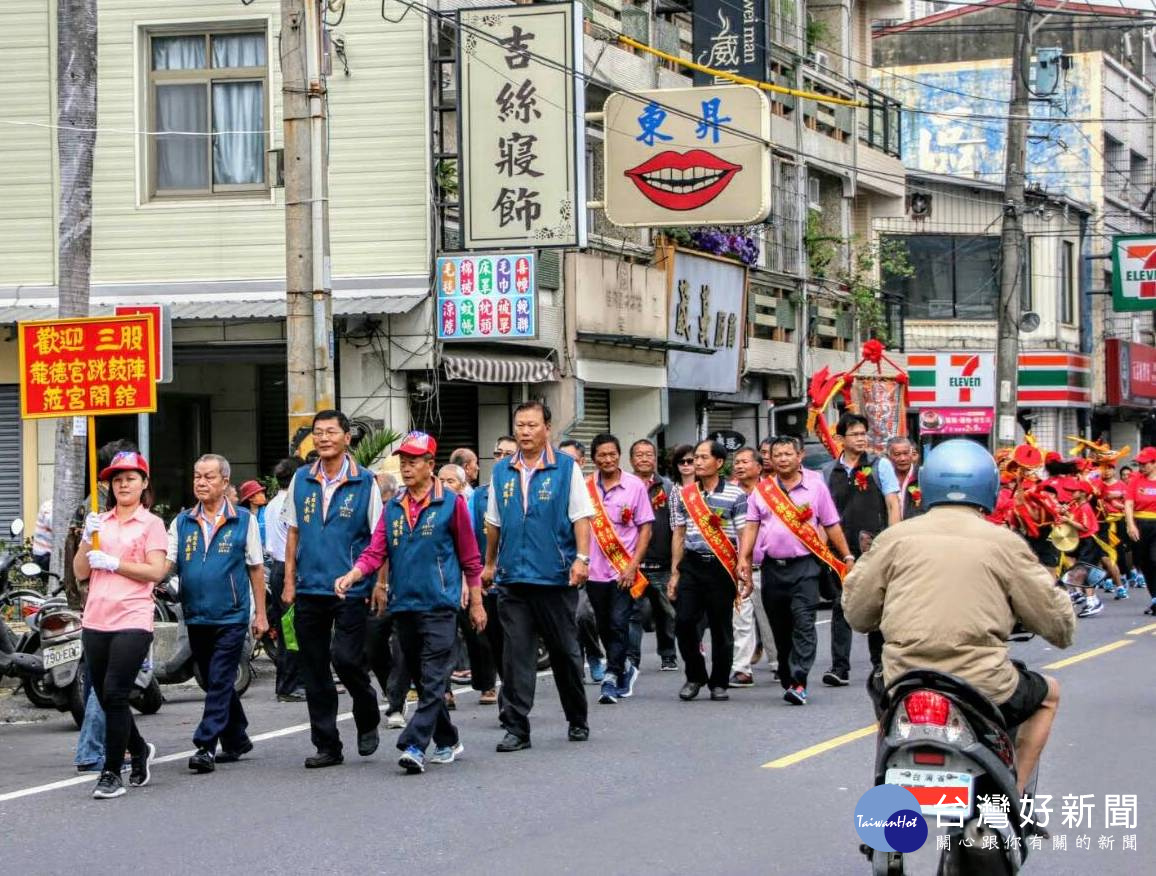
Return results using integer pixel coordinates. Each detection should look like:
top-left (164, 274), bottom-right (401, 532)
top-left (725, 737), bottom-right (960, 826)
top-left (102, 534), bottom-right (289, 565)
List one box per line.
top-left (436, 253), bottom-right (536, 341)
top-left (457, 3), bottom-right (586, 250)
top-left (18, 315), bottom-right (158, 418)
top-left (603, 85), bottom-right (771, 228)
top-left (1112, 234), bottom-right (1156, 312)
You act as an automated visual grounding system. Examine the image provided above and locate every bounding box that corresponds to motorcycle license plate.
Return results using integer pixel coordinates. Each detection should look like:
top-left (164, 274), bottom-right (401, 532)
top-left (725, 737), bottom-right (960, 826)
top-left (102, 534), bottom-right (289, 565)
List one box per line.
top-left (885, 768), bottom-right (974, 818)
top-left (42, 640), bottom-right (82, 670)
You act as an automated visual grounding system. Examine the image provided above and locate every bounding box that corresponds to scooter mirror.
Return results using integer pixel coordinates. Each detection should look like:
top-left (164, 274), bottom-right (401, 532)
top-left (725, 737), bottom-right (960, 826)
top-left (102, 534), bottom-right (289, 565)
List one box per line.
top-left (19, 562), bottom-right (42, 578)
top-left (9, 518), bottom-right (24, 537)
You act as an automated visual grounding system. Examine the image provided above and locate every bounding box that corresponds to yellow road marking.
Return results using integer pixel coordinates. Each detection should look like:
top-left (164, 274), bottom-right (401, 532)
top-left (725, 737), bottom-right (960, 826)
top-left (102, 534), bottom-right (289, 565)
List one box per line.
top-left (765, 635), bottom-right (1140, 770)
top-left (1043, 639), bottom-right (1133, 669)
top-left (762, 724), bottom-right (877, 769)
top-left (1126, 622), bottom-right (1156, 635)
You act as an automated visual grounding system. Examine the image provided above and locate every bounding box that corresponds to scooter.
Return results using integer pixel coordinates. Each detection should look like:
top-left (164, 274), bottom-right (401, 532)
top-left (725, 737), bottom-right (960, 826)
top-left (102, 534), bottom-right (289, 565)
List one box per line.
top-left (864, 638), bottom-right (1040, 876)
top-left (152, 576), bottom-right (254, 696)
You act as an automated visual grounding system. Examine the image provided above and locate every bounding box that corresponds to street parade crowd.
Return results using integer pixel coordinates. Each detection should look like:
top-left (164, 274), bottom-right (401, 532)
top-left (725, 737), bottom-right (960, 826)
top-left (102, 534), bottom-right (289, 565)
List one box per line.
top-left (62, 401), bottom-right (1151, 799)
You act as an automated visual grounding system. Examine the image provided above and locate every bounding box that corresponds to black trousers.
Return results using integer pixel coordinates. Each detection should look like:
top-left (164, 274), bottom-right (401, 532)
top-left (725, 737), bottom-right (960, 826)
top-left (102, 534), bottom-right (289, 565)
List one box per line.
top-left (395, 609), bottom-right (459, 752)
top-left (482, 589), bottom-right (504, 688)
top-left (295, 594), bottom-right (379, 756)
top-left (585, 579), bottom-right (632, 678)
top-left (830, 601), bottom-right (884, 675)
top-left (497, 584), bottom-right (588, 740)
top-left (1136, 520), bottom-right (1156, 598)
top-left (365, 609), bottom-right (412, 714)
top-left (674, 552), bottom-right (736, 688)
top-left (761, 557), bottom-right (821, 689)
top-left (576, 587), bottom-right (604, 663)
top-left (458, 605), bottom-right (498, 691)
top-left (187, 622), bottom-right (249, 752)
top-left (267, 560), bottom-right (300, 696)
top-left (628, 569), bottom-right (676, 667)
top-left (82, 628), bottom-right (152, 774)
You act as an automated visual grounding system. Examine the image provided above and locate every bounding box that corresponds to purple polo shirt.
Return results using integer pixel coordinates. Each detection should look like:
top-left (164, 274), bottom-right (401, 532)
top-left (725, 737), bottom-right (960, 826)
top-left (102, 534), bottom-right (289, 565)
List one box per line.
top-left (588, 470), bottom-right (655, 582)
top-left (747, 470), bottom-right (840, 562)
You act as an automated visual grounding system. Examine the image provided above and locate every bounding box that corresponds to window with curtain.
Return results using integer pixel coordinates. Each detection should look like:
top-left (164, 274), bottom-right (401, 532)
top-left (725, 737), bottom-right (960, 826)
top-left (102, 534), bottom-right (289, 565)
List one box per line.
top-left (148, 30), bottom-right (267, 197)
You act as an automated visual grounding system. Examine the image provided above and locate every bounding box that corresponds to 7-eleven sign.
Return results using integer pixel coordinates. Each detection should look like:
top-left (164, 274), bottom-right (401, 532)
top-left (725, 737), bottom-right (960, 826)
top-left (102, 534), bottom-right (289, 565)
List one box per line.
top-left (907, 353), bottom-right (995, 407)
top-left (1112, 234), bottom-right (1156, 312)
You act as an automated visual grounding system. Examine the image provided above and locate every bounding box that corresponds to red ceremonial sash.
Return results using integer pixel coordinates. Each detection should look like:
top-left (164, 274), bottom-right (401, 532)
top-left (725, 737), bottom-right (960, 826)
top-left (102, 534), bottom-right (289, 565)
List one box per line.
top-left (680, 484), bottom-right (739, 583)
top-left (587, 477), bottom-right (649, 598)
top-left (755, 478), bottom-right (847, 580)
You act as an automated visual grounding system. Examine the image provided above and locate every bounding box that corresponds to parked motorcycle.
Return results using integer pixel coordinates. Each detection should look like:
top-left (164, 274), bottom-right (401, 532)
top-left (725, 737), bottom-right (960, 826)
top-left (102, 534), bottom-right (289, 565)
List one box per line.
top-left (152, 576), bottom-right (254, 696)
top-left (864, 633), bottom-right (1040, 875)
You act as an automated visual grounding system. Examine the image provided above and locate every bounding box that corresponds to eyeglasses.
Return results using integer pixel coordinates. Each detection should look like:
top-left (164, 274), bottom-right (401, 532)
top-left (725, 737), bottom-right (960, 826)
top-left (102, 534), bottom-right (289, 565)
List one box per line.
top-left (312, 429), bottom-right (345, 439)
top-left (844, 430), bottom-right (868, 439)
top-left (677, 458), bottom-right (695, 466)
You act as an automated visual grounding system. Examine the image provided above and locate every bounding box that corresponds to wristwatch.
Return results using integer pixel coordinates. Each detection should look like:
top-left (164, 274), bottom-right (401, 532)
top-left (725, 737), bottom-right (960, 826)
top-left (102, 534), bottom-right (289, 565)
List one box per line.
top-left (575, 553), bottom-right (590, 564)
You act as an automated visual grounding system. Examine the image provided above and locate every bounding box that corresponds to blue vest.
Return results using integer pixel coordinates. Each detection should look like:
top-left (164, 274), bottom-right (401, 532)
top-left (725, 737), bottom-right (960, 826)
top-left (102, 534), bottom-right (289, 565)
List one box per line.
top-left (469, 484), bottom-right (490, 558)
top-left (385, 482), bottom-right (464, 613)
top-left (491, 448), bottom-right (577, 587)
top-left (291, 456), bottom-right (375, 597)
top-left (174, 503), bottom-right (252, 625)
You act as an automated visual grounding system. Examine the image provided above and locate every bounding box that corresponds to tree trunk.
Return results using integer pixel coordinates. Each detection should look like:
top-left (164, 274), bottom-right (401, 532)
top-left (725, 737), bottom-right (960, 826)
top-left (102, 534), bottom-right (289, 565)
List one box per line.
top-left (50, 0), bottom-right (98, 598)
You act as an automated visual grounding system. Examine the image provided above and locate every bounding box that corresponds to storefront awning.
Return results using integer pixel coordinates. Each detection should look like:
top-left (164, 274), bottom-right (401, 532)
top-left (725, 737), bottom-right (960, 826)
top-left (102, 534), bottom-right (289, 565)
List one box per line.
top-left (442, 352), bottom-right (559, 384)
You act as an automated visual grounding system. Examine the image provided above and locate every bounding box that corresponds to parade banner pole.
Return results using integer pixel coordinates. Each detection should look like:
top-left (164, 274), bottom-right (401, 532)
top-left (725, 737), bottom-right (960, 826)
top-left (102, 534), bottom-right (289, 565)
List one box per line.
top-left (88, 416), bottom-right (99, 550)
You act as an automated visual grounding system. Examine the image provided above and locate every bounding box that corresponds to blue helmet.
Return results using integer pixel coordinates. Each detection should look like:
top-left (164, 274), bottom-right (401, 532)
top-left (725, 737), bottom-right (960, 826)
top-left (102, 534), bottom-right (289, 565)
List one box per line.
top-left (919, 439), bottom-right (1000, 513)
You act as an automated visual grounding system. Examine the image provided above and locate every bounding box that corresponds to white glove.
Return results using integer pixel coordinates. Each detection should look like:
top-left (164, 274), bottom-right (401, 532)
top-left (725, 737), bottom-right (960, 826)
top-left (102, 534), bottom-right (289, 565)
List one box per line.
top-left (82, 512), bottom-right (103, 544)
top-left (86, 550), bottom-right (120, 573)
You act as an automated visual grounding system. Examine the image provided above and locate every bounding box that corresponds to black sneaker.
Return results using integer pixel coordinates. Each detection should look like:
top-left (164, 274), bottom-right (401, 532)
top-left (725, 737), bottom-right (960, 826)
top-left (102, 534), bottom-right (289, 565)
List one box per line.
top-left (129, 742), bottom-right (156, 787)
top-left (495, 732), bottom-right (531, 752)
top-left (822, 669), bottom-right (850, 687)
top-left (357, 729), bottom-right (380, 757)
top-left (215, 739), bottom-right (254, 763)
top-left (660, 657), bottom-right (679, 671)
top-left (567, 725), bottom-right (589, 742)
top-left (188, 748), bottom-right (216, 774)
top-left (92, 771), bottom-right (125, 799)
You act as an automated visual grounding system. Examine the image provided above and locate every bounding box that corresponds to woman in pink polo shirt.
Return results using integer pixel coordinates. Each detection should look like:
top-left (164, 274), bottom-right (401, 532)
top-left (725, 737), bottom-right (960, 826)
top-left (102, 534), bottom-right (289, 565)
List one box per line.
top-left (73, 451), bottom-right (169, 799)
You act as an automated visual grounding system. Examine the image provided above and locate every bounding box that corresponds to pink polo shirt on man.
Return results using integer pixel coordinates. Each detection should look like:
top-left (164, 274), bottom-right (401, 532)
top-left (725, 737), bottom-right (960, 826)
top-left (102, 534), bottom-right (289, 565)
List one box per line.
top-left (747, 470), bottom-right (840, 562)
top-left (588, 470), bottom-right (655, 582)
top-left (82, 506), bottom-right (168, 633)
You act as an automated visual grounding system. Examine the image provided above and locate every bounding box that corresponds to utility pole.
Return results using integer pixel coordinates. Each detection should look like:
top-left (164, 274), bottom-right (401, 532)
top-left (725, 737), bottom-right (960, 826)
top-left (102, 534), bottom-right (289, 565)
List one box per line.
top-left (993, 0), bottom-right (1033, 450)
top-left (282, 0), bottom-right (335, 448)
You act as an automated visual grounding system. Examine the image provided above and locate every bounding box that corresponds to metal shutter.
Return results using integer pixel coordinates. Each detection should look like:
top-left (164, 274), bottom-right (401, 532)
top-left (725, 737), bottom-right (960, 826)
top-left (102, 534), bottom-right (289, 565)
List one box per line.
top-left (707, 406), bottom-right (735, 434)
top-left (0, 385), bottom-right (21, 532)
top-left (257, 364), bottom-right (289, 473)
top-left (565, 386), bottom-right (610, 471)
top-left (411, 383), bottom-right (479, 466)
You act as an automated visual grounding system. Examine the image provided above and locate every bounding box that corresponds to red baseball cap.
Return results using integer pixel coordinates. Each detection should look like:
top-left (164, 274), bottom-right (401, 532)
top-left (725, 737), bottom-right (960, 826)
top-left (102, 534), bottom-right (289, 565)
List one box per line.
top-left (393, 431), bottom-right (438, 457)
top-left (98, 451), bottom-right (150, 481)
top-left (237, 480), bottom-right (266, 504)
top-left (1136, 447), bottom-right (1156, 465)
top-left (1044, 451), bottom-right (1062, 464)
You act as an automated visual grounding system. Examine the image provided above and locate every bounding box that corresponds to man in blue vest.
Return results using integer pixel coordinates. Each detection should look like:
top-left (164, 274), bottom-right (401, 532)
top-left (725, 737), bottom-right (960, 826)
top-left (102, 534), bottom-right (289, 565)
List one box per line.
top-left (335, 431), bottom-right (485, 774)
top-left (483, 401), bottom-right (595, 751)
top-left (282, 410), bottom-right (383, 769)
top-left (166, 453), bottom-right (268, 773)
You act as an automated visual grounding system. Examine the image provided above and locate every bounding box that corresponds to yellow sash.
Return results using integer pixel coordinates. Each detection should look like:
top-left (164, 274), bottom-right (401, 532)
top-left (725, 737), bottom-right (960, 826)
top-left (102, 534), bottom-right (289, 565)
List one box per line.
top-left (681, 484), bottom-right (739, 583)
top-left (755, 478), bottom-right (848, 580)
top-left (587, 477), bottom-right (649, 598)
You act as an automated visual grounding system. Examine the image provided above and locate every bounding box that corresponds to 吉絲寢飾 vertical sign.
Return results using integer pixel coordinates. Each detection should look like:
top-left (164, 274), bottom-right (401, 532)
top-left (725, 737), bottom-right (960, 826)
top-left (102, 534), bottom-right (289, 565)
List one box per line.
top-left (458, 3), bottom-right (586, 250)
top-left (602, 85), bottom-right (771, 228)
top-left (436, 253), bottom-right (537, 340)
top-left (18, 315), bottom-right (158, 418)
top-left (692, 0), bottom-right (767, 86)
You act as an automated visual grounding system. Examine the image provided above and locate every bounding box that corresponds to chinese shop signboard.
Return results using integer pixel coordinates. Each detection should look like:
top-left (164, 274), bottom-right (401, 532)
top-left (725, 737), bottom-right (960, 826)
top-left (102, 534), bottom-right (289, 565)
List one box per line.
top-left (436, 253), bottom-right (537, 341)
top-left (691, 0), bottom-right (767, 87)
top-left (666, 250), bottom-right (746, 393)
top-left (18, 315), bottom-right (158, 418)
top-left (457, 3), bottom-right (586, 249)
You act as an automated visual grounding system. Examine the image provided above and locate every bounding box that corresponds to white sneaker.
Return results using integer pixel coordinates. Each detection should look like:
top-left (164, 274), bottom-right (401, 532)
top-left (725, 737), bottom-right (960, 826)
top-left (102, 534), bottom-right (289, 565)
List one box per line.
top-left (428, 741), bottom-right (464, 764)
top-left (1078, 597), bottom-right (1103, 618)
top-left (386, 711), bottom-right (405, 730)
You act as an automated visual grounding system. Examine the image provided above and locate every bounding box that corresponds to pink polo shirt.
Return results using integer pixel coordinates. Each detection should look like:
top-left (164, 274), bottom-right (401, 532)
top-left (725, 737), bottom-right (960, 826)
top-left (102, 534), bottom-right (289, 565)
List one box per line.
top-left (82, 506), bottom-right (168, 633)
top-left (747, 471), bottom-right (840, 562)
top-left (588, 470), bottom-right (655, 582)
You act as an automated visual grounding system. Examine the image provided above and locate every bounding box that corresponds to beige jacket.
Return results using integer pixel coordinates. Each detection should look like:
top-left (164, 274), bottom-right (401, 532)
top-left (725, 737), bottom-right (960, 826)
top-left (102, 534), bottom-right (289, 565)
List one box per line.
top-left (842, 505), bottom-right (1076, 704)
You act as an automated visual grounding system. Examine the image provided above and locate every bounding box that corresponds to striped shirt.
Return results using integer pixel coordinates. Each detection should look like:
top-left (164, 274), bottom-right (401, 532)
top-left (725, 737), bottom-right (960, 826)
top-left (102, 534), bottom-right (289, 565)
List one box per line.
top-left (669, 479), bottom-right (748, 554)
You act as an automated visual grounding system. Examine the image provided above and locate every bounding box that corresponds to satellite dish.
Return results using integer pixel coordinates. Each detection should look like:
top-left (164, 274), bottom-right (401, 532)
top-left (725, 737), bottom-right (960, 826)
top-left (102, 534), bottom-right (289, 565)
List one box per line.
top-left (1019, 311), bottom-right (1041, 334)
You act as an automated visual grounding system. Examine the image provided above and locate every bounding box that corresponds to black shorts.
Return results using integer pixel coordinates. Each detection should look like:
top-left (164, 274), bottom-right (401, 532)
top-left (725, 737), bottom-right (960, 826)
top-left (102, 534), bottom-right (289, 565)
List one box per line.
top-left (998, 665), bottom-right (1050, 728)
top-left (1075, 537), bottom-right (1102, 566)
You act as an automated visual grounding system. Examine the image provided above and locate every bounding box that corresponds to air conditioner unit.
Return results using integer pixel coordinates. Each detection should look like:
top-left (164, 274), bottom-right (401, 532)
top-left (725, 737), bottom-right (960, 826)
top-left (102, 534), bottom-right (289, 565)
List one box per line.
top-left (907, 191), bottom-right (932, 219)
top-left (810, 50), bottom-right (831, 70)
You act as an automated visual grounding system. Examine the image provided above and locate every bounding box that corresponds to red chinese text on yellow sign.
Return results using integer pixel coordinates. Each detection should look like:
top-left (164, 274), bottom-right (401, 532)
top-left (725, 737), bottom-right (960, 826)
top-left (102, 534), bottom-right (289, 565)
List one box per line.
top-left (18, 315), bottom-right (158, 419)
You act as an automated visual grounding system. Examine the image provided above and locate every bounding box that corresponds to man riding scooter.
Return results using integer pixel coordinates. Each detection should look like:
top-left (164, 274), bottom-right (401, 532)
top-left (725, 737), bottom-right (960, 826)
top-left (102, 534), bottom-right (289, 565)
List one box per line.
top-left (842, 439), bottom-right (1076, 795)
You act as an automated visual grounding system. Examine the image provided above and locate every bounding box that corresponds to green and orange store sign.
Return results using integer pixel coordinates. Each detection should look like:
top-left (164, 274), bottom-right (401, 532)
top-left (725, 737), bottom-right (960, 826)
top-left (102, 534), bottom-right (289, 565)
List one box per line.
top-left (906, 351), bottom-right (1091, 408)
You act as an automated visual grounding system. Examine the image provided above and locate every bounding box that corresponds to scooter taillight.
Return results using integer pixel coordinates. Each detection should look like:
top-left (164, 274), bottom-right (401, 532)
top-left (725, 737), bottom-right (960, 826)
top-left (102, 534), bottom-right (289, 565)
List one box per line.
top-left (904, 690), bottom-right (951, 725)
top-left (39, 612), bottom-right (82, 640)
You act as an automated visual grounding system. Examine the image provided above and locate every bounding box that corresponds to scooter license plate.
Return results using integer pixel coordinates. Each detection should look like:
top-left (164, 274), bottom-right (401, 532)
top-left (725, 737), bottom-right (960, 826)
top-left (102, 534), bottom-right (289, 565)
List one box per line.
top-left (42, 639), bottom-right (83, 670)
top-left (885, 768), bottom-right (974, 818)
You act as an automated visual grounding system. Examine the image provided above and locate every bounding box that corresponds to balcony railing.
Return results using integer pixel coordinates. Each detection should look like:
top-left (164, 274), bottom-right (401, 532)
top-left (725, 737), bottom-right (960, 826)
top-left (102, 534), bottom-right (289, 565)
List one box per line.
top-left (857, 82), bottom-right (902, 159)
